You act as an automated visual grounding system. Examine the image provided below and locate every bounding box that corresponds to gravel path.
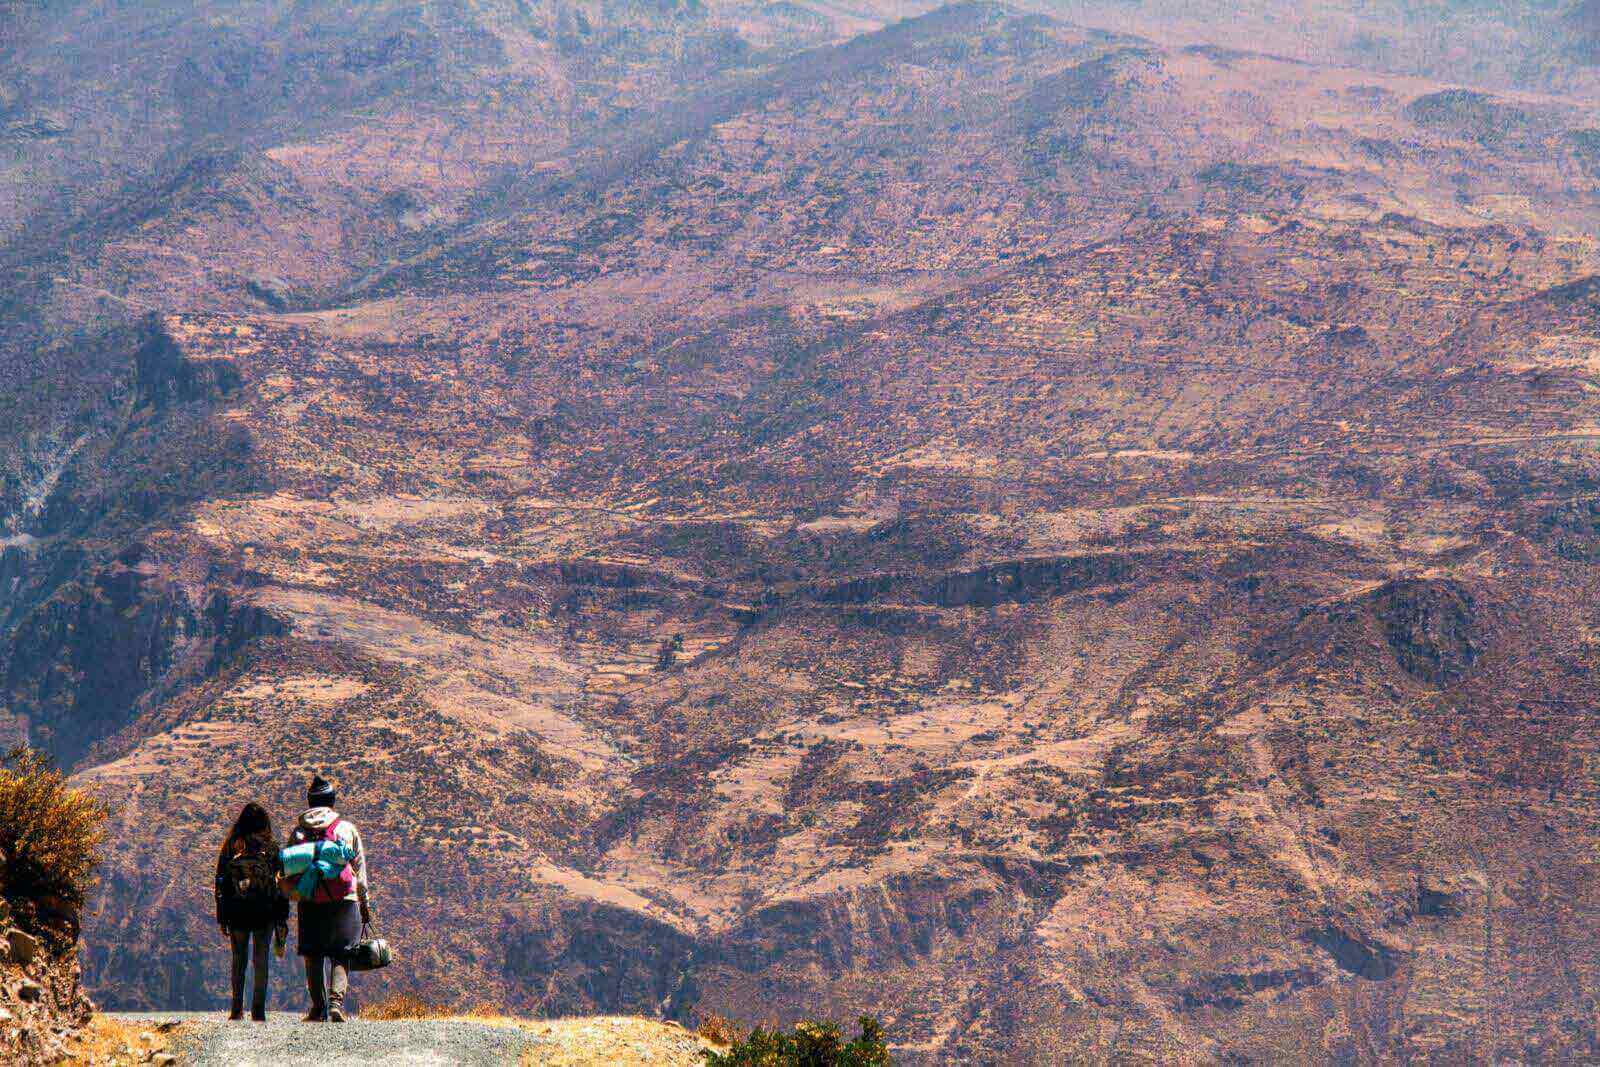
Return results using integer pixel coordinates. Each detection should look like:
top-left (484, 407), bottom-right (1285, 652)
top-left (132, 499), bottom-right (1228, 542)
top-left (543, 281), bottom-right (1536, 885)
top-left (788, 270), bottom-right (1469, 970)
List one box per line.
top-left (109, 1013), bottom-right (544, 1066)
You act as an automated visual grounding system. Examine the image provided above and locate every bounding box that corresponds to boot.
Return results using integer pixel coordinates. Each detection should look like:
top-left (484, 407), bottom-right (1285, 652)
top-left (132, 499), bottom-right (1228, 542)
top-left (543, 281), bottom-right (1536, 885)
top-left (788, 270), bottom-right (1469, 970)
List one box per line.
top-left (328, 1006), bottom-right (346, 1023)
top-left (302, 1007), bottom-right (326, 1023)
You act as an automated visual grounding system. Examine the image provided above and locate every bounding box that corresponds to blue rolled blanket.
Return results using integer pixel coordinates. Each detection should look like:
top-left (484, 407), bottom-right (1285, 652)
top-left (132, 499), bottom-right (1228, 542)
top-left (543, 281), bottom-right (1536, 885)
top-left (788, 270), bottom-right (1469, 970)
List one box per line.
top-left (279, 840), bottom-right (354, 901)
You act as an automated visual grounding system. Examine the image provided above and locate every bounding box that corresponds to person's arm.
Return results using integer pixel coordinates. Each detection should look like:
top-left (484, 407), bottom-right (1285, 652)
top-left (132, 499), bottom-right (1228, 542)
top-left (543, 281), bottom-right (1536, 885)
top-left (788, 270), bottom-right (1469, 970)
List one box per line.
top-left (272, 848), bottom-right (290, 926)
top-left (350, 824), bottom-right (371, 921)
top-left (215, 844), bottom-right (229, 930)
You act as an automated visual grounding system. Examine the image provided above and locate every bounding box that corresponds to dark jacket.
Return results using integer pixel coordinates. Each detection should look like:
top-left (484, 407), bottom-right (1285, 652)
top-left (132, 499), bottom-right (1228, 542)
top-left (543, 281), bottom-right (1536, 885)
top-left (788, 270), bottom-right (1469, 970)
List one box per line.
top-left (215, 830), bottom-right (290, 931)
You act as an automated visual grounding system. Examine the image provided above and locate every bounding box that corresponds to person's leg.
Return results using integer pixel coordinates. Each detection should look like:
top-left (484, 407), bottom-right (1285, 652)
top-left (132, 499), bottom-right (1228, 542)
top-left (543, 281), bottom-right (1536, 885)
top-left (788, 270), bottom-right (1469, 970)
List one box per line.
top-left (228, 929), bottom-right (248, 1020)
top-left (327, 960), bottom-right (349, 1021)
top-left (304, 953), bottom-right (328, 1021)
top-left (250, 929), bottom-right (271, 1021)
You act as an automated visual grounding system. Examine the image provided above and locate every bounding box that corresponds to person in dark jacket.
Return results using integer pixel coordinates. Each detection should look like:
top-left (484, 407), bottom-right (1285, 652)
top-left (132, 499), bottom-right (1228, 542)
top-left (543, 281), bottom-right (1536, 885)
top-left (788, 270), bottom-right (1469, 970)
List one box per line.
top-left (215, 802), bottom-right (289, 1021)
top-left (286, 774), bottom-right (372, 1023)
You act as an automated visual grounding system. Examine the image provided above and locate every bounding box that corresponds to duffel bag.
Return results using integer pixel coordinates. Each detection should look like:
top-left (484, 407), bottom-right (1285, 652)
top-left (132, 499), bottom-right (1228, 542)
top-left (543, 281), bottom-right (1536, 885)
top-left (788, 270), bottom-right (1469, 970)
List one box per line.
top-left (344, 924), bottom-right (392, 972)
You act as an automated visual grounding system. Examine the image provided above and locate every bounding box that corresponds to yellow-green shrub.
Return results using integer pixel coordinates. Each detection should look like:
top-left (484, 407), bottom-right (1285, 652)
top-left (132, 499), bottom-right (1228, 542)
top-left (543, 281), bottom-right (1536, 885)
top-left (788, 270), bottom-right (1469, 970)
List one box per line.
top-left (0, 746), bottom-right (108, 948)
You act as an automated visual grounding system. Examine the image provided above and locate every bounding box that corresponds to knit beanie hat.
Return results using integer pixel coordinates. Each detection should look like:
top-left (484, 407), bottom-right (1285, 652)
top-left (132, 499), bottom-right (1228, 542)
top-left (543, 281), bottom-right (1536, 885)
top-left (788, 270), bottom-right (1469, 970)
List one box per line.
top-left (307, 774), bottom-right (335, 808)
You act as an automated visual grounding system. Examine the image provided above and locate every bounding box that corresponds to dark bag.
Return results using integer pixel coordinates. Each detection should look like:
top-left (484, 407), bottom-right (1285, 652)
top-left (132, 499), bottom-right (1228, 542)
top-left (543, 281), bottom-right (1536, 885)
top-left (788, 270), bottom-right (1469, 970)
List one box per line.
top-left (224, 843), bottom-right (278, 908)
top-left (344, 923), bottom-right (392, 972)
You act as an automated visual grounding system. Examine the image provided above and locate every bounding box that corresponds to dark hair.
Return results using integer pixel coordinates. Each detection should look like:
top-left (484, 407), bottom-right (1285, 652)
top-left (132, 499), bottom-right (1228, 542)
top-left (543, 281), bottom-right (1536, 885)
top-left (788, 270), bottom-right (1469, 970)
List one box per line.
top-left (226, 802), bottom-right (274, 852)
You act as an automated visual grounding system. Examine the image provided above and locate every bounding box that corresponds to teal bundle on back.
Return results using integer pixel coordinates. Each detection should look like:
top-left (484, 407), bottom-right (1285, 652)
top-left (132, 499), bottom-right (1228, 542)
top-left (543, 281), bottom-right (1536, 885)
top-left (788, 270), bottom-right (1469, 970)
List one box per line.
top-left (279, 840), bottom-right (354, 902)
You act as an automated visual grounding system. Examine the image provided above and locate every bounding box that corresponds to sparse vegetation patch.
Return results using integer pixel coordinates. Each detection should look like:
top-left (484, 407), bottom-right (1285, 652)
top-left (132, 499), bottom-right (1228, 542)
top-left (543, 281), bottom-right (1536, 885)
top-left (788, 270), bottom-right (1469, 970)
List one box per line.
top-left (703, 1016), bottom-right (891, 1066)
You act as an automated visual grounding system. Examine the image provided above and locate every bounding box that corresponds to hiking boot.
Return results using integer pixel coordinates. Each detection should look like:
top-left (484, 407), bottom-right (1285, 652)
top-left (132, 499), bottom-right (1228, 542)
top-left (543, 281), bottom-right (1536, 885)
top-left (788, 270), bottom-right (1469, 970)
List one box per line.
top-left (302, 1008), bottom-right (326, 1023)
top-left (328, 1007), bottom-right (346, 1023)
top-left (228, 1010), bottom-right (244, 1022)
top-left (251, 1011), bottom-right (267, 1023)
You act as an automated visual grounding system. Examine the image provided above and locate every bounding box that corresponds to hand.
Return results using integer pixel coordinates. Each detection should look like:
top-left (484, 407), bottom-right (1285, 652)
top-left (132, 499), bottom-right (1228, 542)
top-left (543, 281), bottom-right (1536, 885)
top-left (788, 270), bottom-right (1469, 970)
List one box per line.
top-left (219, 923), bottom-right (230, 939)
top-left (359, 901), bottom-right (372, 926)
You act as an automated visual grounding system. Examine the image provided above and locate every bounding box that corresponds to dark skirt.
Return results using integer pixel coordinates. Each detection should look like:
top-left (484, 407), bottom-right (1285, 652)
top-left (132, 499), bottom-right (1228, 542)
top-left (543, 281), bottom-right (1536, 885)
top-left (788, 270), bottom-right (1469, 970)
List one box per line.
top-left (221, 898), bottom-right (279, 933)
top-left (297, 900), bottom-right (360, 959)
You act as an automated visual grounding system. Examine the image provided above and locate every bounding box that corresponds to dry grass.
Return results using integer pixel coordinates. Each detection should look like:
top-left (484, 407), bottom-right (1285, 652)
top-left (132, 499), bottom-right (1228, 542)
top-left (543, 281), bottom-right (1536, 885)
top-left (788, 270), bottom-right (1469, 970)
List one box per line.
top-left (63, 1015), bottom-right (181, 1066)
top-left (360, 991), bottom-right (451, 1020)
top-left (361, 992), bottom-right (512, 1021)
top-left (693, 1010), bottom-right (744, 1047)
top-left (511, 1016), bottom-right (713, 1066)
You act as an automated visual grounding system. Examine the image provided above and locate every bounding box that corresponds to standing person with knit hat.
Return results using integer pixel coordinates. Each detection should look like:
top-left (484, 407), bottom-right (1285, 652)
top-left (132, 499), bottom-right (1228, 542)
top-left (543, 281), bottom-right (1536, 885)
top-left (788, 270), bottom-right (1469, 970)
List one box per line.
top-left (285, 773), bottom-right (372, 1022)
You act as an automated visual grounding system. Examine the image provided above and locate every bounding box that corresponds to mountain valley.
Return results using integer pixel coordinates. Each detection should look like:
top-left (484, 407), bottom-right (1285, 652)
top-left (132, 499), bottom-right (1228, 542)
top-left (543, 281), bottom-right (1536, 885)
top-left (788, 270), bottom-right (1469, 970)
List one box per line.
top-left (7, 0), bottom-right (1600, 1060)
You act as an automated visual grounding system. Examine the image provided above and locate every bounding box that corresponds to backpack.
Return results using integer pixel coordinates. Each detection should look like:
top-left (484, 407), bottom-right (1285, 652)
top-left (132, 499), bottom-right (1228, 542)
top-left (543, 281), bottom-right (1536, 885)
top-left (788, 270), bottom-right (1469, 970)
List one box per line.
top-left (224, 841), bottom-right (278, 907)
top-left (279, 819), bottom-right (357, 903)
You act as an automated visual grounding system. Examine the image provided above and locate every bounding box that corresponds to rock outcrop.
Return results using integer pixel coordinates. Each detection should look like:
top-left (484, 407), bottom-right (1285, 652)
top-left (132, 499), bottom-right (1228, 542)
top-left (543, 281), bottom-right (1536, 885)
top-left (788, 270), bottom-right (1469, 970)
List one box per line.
top-left (0, 929), bottom-right (93, 1065)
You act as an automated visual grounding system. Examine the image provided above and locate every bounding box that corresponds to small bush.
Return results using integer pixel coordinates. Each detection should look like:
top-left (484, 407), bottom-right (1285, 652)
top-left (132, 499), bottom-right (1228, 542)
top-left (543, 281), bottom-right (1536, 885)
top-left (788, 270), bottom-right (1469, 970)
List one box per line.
top-left (703, 1015), bottom-right (891, 1066)
top-left (0, 747), bottom-right (108, 948)
top-left (695, 1010), bottom-right (746, 1047)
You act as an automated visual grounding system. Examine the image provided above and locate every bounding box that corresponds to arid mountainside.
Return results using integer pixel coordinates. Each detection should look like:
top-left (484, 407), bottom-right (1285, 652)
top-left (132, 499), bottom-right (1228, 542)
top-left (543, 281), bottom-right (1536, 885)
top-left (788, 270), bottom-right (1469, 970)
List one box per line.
top-left (8, 0), bottom-right (1600, 1061)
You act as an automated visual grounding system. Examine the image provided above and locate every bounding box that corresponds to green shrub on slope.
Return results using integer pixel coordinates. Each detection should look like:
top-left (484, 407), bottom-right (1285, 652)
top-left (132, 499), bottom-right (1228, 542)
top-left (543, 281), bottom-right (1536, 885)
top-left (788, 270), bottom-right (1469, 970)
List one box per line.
top-left (704, 1015), bottom-right (891, 1067)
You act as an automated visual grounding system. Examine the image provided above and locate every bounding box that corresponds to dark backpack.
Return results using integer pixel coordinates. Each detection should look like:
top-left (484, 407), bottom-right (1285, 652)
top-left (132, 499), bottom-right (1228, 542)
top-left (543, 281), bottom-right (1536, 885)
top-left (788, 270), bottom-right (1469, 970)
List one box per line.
top-left (225, 842), bottom-right (278, 906)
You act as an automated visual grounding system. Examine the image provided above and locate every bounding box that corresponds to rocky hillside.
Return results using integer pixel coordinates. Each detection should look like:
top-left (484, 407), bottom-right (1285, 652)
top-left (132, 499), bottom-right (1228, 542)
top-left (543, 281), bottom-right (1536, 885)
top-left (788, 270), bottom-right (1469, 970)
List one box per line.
top-left (6, 0), bottom-right (1600, 1061)
top-left (0, 926), bottom-right (93, 1065)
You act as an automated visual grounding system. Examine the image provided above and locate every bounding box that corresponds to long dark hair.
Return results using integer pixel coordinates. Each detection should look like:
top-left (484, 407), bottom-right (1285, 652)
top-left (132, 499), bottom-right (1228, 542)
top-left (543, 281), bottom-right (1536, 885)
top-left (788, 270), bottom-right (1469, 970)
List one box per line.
top-left (225, 802), bottom-right (275, 853)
